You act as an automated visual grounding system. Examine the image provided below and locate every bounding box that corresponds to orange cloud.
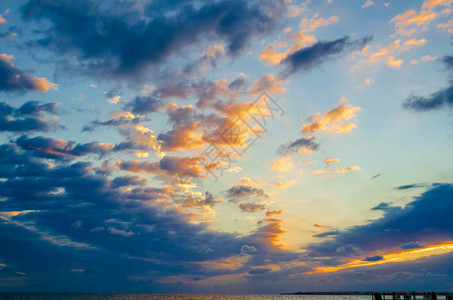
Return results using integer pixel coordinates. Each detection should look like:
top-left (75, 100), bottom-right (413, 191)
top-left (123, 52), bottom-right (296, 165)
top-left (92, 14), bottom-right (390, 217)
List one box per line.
top-left (31, 77), bottom-right (59, 92)
top-left (422, 0), bottom-right (453, 10)
top-left (437, 18), bottom-right (453, 32)
top-left (274, 179), bottom-right (296, 189)
top-left (313, 165), bottom-right (360, 175)
top-left (195, 255), bottom-right (250, 270)
top-left (325, 157), bottom-right (340, 165)
top-left (364, 77), bottom-right (374, 85)
top-left (362, 0), bottom-right (374, 8)
top-left (254, 218), bottom-right (287, 249)
top-left (391, 9), bottom-right (436, 28)
top-left (206, 44), bottom-right (225, 57)
top-left (118, 123), bottom-right (163, 155)
top-left (301, 99), bottom-right (362, 134)
top-left (310, 241), bottom-right (453, 274)
top-left (387, 56), bottom-right (403, 68)
top-left (252, 74), bottom-right (286, 96)
top-left (266, 210), bottom-right (283, 217)
top-left (368, 40), bottom-right (400, 63)
top-left (259, 14), bottom-right (338, 65)
top-left (422, 55), bottom-right (437, 61)
top-left (116, 156), bottom-right (208, 178)
top-left (239, 177), bottom-right (264, 186)
top-left (0, 54), bottom-right (58, 92)
top-left (391, 0), bottom-right (452, 33)
top-left (401, 38), bottom-right (426, 51)
top-left (238, 202), bottom-right (267, 212)
top-left (270, 156), bottom-right (293, 172)
top-left (354, 38), bottom-right (424, 70)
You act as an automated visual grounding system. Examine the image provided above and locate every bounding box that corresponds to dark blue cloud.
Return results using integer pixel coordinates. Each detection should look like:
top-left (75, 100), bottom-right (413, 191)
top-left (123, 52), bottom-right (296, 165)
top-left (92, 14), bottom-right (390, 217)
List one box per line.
top-left (277, 137), bottom-right (320, 156)
top-left (15, 135), bottom-right (113, 160)
top-left (225, 185), bottom-right (269, 202)
top-left (0, 140), bottom-right (259, 290)
top-left (396, 183), bottom-right (426, 190)
top-left (371, 202), bottom-right (399, 213)
top-left (23, 0), bottom-right (284, 81)
top-left (125, 95), bottom-right (164, 115)
top-left (0, 101), bottom-right (60, 132)
top-left (313, 230), bottom-right (339, 238)
top-left (280, 35), bottom-right (372, 77)
top-left (0, 54), bottom-right (51, 93)
top-left (399, 242), bottom-right (424, 250)
top-left (306, 183), bottom-right (453, 259)
top-left (403, 86), bottom-right (453, 111)
top-left (0, 137), bottom-right (309, 292)
top-left (16, 100), bottom-right (59, 116)
top-left (363, 255), bottom-right (384, 262)
top-left (403, 55), bottom-right (453, 111)
top-left (110, 175), bottom-right (147, 188)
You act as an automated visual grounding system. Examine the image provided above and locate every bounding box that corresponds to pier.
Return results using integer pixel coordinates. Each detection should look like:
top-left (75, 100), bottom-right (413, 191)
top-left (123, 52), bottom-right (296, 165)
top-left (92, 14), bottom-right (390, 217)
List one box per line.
top-left (372, 292), bottom-right (453, 300)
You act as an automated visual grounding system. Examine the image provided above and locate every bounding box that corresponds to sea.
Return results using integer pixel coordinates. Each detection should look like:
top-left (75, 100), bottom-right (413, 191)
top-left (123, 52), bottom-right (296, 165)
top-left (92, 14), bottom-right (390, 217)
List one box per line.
top-left (0, 295), bottom-right (372, 300)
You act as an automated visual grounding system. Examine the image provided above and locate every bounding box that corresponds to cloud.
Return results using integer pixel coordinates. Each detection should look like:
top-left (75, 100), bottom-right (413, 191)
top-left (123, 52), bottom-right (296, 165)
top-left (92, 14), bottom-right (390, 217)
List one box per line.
top-left (108, 227), bottom-right (135, 237)
top-left (125, 95), bottom-right (164, 115)
top-left (0, 139), bottom-right (282, 291)
top-left (362, 1), bottom-right (375, 8)
top-left (0, 53), bottom-right (57, 93)
top-left (401, 38), bottom-right (426, 51)
top-left (277, 137), bottom-right (320, 155)
top-left (312, 165), bottom-right (360, 175)
top-left (364, 77), bottom-right (374, 85)
top-left (396, 183), bottom-right (427, 190)
top-left (117, 156), bottom-right (207, 178)
top-left (400, 242), bottom-right (424, 250)
top-left (0, 101), bottom-right (60, 132)
top-left (353, 38), bottom-right (424, 70)
top-left (387, 56), bottom-right (403, 68)
top-left (325, 157), bottom-right (340, 165)
top-left (363, 255), bottom-right (384, 262)
top-left (265, 210), bottom-right (283, 217)
top-left (225, 185), bottom-right (269, 201)
top-left (274, 179), bottom-right (295, 189)
top-left (371, 202), bottom-right (398, 212)
top-left (403, 55), bottom-right (453, 111)
top-left (238, 202), bottom-right (267, 213)
top-left (306, 183), bottom-right (453, 261)
top-left (403, 86), bottom-right (453, 110)
top-left (15, 135), bottom-right (114, 160)
top-left (438, 18), bottom-right (453, 32)
top-left (301, 99), bottom-right (362, 134)
top-left (366, 40), bottom-right (401, 65)
top-left (280, 35), bottom-right (372, 77)
top-left (259, 14), bottom-right (339, 66)
top-left (313, 230), bottom-right (339, 238)
top-left (270, 156), bottom-right (293, 172)
top-left (23, 0), bottom-right (284, 81)
top-left (422, 55), bottom-right (437, 62)
top-left (390, 0), bottom-right (452, 34)
top-left (110, 175), bottom-right (147, 188)
top-left (391, 9), bottom-right (436, 28)
top-left (251, 74), bottom-right (286, 96)
top-left (226, 184), bottom-right (270, 213)
top-left (241, 245), bottom-right (258, 254)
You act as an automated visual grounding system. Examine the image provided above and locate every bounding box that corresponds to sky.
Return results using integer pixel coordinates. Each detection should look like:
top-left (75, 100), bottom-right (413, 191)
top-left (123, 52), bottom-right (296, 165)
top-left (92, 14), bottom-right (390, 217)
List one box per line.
top-left (1, 0), bottom-right (453, 294)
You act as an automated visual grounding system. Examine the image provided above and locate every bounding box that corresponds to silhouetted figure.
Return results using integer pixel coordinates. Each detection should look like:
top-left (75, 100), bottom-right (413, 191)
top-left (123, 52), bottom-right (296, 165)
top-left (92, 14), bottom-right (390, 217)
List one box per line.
top-left (373, 292), bottom-right (383, 300)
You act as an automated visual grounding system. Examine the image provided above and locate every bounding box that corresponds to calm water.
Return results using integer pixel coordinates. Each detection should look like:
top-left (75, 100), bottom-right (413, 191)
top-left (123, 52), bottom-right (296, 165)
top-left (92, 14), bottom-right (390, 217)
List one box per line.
top-left (0, 294), bottom-right (372, 300)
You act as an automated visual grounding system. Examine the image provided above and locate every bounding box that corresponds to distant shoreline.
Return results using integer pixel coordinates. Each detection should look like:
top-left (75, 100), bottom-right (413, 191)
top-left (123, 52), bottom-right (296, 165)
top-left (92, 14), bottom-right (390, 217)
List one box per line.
top-left (280, 291), bottom-right (452, 295)
top-left (280, 291), bottom-right (373, 295)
